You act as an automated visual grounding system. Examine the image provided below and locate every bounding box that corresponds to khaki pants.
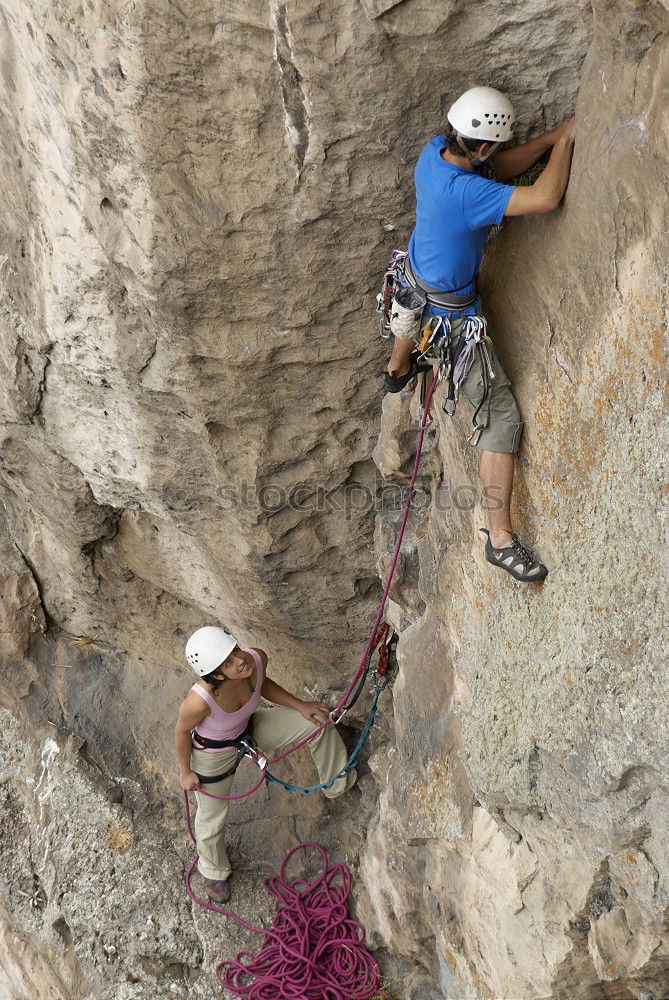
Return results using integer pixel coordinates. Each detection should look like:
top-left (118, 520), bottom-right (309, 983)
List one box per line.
top-left (190, 706), bottom-right (356, 881)
top-left (446, 315), bottom-right (524, 454)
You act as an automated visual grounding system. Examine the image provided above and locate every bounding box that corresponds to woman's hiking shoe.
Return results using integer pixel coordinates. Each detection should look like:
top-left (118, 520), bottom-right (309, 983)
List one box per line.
top-left (383, 352), bottom-right (432, 393)
top-left (480, 528), bottom-right (548, 583)
top-left (203, 877), bottom-right (230, 903)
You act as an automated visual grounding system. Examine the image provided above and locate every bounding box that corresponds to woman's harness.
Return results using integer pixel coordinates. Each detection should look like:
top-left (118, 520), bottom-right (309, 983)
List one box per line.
top-left (192, 719), bottom-right (267, 783)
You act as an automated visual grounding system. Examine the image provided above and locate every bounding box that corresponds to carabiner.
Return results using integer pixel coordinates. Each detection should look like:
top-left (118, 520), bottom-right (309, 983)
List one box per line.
top-left (329, 706), bottom-right (349, 725)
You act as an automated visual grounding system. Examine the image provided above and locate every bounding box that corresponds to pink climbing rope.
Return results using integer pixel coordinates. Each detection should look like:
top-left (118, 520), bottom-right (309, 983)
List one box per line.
top-left (184, 797), bottom-right (387, 999)
top-left (194, 368), bottom-right (441, 805)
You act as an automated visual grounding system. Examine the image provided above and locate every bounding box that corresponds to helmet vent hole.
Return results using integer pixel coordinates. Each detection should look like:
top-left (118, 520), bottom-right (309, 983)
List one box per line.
top-left (495, 133), bottom-right (500, 138)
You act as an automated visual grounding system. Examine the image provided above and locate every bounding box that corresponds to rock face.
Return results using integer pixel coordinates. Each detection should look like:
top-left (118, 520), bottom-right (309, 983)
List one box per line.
top-left (0, 0), bottom-right (667, 998)
top-left (360, 2), bottom-right (669, 997)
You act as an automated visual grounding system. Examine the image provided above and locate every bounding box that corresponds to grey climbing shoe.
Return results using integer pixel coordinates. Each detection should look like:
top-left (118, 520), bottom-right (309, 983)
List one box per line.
top-left (480, 528), bottom-right (548, 583)
top-left (203, 877), bottom-right (230, 903)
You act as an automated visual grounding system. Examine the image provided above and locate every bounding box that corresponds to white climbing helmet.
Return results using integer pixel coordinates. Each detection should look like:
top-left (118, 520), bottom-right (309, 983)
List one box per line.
top-left (185, 626), bottom-right (238, 676)
top-left (447, 86), bottom-right (515, 143)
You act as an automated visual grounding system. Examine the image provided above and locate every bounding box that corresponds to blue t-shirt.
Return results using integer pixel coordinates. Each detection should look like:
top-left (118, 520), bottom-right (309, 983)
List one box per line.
top-left (408, 136), bottom-right (513, 296)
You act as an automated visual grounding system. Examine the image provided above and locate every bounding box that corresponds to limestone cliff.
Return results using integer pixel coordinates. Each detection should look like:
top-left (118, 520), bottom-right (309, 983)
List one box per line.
top-left (0, 0), bottom-right (667, 997)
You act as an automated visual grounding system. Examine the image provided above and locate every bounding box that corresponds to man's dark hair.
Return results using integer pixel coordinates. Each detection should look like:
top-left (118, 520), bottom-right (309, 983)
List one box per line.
top-left (443, 128), bottom-right (483, 156)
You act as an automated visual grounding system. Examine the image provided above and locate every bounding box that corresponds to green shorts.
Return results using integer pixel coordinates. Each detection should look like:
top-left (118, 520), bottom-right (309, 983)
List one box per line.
top-left (449, 314), bottom-right (523, 454)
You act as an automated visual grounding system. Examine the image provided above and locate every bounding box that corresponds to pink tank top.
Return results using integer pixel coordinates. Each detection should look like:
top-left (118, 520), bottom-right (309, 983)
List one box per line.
top-left (191, 648), bottom-right (264, 751)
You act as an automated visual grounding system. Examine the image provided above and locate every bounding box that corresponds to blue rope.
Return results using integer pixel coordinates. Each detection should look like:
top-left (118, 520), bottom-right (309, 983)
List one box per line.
top-left (264, 683), bottom-right (385, 794)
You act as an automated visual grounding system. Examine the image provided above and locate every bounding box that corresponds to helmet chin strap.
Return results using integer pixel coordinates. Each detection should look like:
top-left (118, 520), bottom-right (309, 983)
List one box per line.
top-left (456, 133), bottom-right (502, 166)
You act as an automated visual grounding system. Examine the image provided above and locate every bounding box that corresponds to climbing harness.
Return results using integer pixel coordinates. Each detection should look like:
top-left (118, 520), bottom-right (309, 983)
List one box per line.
top-left (403, 252), bottom-right (478, 309)
top-left (377, 250), bottom-right (496, 437)
top-left (375, 249), bottom-right (476, 340)
top-left (183, 836), bottom-right (387, 999)
top-left (191, 719), bottom-right (267, 783)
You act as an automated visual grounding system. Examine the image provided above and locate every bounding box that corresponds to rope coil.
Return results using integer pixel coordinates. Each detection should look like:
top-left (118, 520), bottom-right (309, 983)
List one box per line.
top-left (184, 804), bottom-right (387, 998)
top-left (215, 843), bottom-right (385, 1000)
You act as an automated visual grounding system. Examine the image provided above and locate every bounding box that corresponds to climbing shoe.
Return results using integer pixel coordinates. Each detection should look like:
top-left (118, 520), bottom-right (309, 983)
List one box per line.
top-left (383, 352), bottom-right (432, 394)
top-left (203, 877), bottom-right (230, 903)
top-left (480, 528), bottom-right (548, 583)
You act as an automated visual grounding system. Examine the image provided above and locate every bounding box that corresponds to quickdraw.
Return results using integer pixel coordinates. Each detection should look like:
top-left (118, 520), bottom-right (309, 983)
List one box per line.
top-left (447, 316), bottom-right (495, 443)
top-left (414, 316), bottom-right (451, 425)
top-left (328, 620), bottom-right (398, 725)
top-left (374, 621), bottom-right (398, 679)
top-left (375, 249), bottom-right (407, 338)
top-left (396, 301), bottom-right (496, 437)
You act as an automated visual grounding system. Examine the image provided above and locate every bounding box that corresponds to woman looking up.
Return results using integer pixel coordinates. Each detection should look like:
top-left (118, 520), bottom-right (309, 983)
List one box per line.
top-left (175, 626), bottom-right (357, 902)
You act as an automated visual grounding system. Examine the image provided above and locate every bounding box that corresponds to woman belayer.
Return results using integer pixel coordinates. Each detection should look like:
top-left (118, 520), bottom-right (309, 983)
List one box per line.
top-left (175, 626), bottom-right (358, 902)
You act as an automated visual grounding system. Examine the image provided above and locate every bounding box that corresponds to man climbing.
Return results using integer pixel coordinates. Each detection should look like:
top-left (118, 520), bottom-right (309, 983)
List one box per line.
top-left (384, 86), bottom-right (576, 582)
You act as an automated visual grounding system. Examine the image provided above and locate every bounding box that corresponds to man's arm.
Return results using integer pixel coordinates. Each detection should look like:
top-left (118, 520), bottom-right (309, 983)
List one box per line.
top-left (504, 125), bottom-right (576, 216)
top-left (493, 118), bottom-right (574, 181)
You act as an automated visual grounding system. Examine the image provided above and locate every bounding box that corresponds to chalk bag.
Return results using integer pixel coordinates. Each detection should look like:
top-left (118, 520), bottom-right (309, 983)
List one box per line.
top-left (389, 285), bottom-right (426, 341)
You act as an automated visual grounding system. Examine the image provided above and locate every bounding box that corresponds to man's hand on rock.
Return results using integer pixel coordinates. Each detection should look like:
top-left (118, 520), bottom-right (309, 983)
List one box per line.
top-left (551, 117), bottom-right (576, 144)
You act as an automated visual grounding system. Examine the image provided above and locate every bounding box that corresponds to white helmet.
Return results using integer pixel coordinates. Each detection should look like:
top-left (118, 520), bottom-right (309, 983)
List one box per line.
top-left (447, 86), bottom-right (515, 143)
top-left (185, 626), bottom-right (238, 676)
